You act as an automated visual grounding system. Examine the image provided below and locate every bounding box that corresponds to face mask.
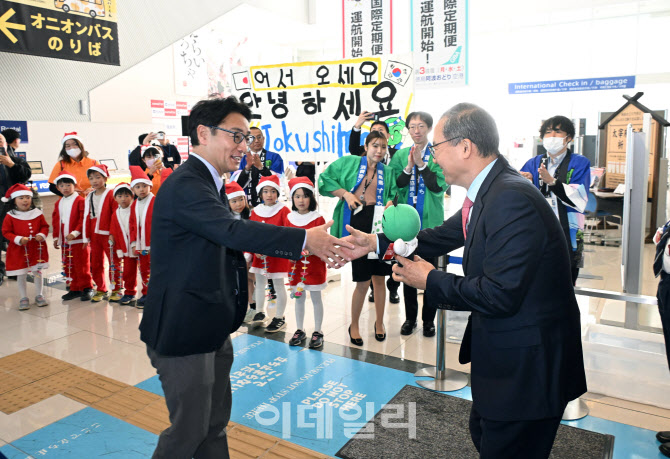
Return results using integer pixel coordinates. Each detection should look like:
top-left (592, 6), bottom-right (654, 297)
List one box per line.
top-left (145, 158), bottom-right (156, 167)
top-left (543, 137), bottom-right (566, 155)
top-left (66, 148), bottom-right (81, 158)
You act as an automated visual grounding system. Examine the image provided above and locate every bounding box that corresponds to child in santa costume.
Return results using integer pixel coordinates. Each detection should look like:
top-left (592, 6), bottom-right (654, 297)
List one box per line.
top-left (1, 184), bottom-right (50, 310)
top-left (226, 181), bottom-right (256, 322)
top-left (108, 183), bottom-right (138, 306)
top-left (286, 177), bottom-right (327, 349)
top-left (129, 166), bottom-right (154, 309)
top-left (83, 164), bottom-right (118, 302)
top-left (249, 174), bottom-right (290, 332)
top-left (52, 172), bottom-right (95, 301)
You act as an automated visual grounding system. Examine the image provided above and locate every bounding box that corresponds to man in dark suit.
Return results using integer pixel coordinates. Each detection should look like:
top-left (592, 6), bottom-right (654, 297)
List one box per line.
top-left (139, 97), bottom-right (352, 459)
top-left (345, 103), bottom-right (587, 458)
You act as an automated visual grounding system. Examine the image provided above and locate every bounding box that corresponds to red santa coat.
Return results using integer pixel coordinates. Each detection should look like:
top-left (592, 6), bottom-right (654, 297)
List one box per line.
top-left (52, 194), bottom-right (86, 246)
top-left (1, 209), bottom-right (50, 276)
top-left (286, 211), bottom-right (327, 291)
top-left (249, 203), bottom-right (291, 278)
top-left (131, 194), bottom-right (154, 251)
top-left (109, 205), bottom-right (137, 258)
top-left (82, 188), bottom-right (115, 242)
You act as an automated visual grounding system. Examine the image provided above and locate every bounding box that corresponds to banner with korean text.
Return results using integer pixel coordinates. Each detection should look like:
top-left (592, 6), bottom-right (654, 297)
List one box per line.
top-left (411, 0), bottom-right (467, 87)
top-left (342, 0), bottom-right (393, 59)
top-left (230, 54), bottom-right (415, 162)
top-left (0, 0), bottom-right (119, 65)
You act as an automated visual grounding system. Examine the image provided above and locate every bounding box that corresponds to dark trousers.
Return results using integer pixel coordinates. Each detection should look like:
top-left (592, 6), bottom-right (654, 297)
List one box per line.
top-left (657, 272), bottom-right (670, 370)
top-left (469, 406), bottom-right (561, 459)
top-left (404, 257), bottom-right (438, 325)
top-left (146, 337), bottom-right (234, 459)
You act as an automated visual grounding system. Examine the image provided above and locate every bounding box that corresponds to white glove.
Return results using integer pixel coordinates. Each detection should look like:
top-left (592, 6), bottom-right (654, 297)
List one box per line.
top-left (393, 238), bottom-right (418, 257)
top-left (244, 252), bottom-right (253, 263)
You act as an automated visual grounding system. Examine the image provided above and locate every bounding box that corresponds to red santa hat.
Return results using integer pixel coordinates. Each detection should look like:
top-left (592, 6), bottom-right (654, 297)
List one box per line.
top-left (256, 174), bottom-right (281, 194)
top-left (130, 165), bottom-right (152, 188)
top-left (160, 167), bottom-right (173, 183)
top-left (113, 182), bottom-right (132, 195)
top-left (1, 183), bottom-right (33, 203)
top-left (225, 182), bottom-right (245, 200)
top-left (54, 172), bottom-right (77, 185)
top-left (288, 177), bottom-right (314, 197)
top-left (61, 131), bottom-right (81, 145)
top-left (87, 163), bottom-right (109, 178)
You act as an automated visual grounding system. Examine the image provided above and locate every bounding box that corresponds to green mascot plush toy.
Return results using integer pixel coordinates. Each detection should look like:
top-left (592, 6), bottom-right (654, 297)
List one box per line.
top-left (382, 196), bottom-right (421, 243)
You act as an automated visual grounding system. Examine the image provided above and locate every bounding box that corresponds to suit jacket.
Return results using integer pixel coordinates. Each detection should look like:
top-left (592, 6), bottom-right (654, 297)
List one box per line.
top-left (382, 156), bottom-right (587, 421)
top-left (139, 156), bottom-right (305, 356)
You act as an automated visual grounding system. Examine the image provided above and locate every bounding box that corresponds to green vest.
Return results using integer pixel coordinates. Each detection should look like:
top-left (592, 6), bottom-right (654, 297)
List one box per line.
top-left (388, 147), bottom-right (448, 230)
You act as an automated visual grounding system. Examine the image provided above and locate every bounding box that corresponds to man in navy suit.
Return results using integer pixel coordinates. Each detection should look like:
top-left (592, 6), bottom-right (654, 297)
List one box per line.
top-left (345, 103), bottom-right (587, 458)
top-left (139, 97), bottom-right (352, 459)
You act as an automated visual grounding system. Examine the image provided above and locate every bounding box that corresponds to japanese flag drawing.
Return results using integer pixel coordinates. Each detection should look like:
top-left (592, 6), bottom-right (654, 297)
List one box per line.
top-left (233, 71), bottom-right (252, 91)
top-left (384, 61), bottom-right (413, 87)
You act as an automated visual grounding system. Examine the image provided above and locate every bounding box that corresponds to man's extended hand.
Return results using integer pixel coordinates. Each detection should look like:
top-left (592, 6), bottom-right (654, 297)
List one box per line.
top-left (305, 220), bottom-right (355, 269)
top-left (392, 254), bottom-right (435, 290)
top-left (339, 225), bottom-right (377, 261)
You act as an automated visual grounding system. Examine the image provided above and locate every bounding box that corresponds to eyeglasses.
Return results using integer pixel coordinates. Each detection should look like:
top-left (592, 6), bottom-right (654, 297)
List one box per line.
top-left (207, 126), bottom-right (255, 145)
top-left (429, 136), bottom-right (461, 158)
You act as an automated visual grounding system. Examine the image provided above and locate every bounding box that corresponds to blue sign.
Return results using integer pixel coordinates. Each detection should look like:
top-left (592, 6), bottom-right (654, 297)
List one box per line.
top-left (34, 180), bottom-right (51, 192)
top-left (0, 120), bottom-right (28, 143)
top-left (509, 76), bottom-right (635, 95)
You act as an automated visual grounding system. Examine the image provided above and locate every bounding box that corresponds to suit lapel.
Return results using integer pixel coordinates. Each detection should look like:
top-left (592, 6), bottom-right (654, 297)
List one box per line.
top-left (462, 157), bottom-right (510, 272)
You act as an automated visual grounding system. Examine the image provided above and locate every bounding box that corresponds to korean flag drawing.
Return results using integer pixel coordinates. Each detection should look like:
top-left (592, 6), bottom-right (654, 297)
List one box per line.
top-left (384, 61), bottom-right (413, 87)
top-left (233, 71), bottom-right (252, 91)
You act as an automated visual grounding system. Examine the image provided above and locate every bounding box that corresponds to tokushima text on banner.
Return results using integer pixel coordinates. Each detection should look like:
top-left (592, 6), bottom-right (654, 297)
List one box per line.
top-left (509, 76), bottom-right (635, 95)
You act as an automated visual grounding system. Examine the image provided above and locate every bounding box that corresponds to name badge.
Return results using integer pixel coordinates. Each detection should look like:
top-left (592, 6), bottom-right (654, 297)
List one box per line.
top-left (413, 196), bottom-right (418, 205)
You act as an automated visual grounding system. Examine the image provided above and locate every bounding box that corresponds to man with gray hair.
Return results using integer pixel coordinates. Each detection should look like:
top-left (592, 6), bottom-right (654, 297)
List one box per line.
top-left (344, 103), bottom-right (587, 458)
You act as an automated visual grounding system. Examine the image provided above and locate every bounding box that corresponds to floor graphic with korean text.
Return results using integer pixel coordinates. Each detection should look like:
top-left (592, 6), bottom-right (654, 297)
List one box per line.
top-left (0, 334), bottom-right (667, 458)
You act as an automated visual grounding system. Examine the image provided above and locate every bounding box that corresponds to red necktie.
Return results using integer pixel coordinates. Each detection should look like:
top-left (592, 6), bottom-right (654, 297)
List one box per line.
top-left (461, 197), bottom-right (473, 240)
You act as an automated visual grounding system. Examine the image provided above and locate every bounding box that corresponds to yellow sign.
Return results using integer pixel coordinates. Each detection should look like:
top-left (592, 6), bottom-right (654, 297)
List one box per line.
top-left (0, 7), bottom-right (25, 43)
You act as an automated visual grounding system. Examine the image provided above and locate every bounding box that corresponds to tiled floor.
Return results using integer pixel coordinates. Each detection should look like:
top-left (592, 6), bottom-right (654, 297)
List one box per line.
top-left (0, 194), bottom-right (669, 457)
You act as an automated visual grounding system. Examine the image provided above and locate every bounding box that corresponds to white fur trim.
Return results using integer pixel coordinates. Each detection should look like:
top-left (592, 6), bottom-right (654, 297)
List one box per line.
top-left (8, 209), bottom-right (43, 221)
top-left (55, 174), bottom-right (77, 185)
top-left (287, 211), bottom-right (321, 227)
top-left (256, 181), bottom-right (281, 195)
top-left (9, 190), bottom-right (33, 200)
top-left (13, 236), bottom-right (23, 245)
top-left (6, 262), bottom-right (49, 276)
top-left (131, 179), bottom-right (153, 188)
top-left (36, 233), bottom-right (47, 241)
top-left (61, 134), bottom-right (80, 144)
top-left (253, 203), bottom-right (285, 218)
top-left (88, 166), bottom-right (108, 178)
top-left (301, 282), bottom-right (328, 292)
top-left (1, 197), bottom-right (7, 202)
top-left (227, 191), bottom-right (245, 200)
top-left (70, 231), bottom-right (81, 238)
top-left (114, 184), bottom-right (132, 194)
top-left (290, 183), bottom-right (314, 197)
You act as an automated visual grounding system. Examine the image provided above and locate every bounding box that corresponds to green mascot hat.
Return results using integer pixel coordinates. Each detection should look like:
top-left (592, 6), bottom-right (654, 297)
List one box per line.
top-left (382, 196), bottom-right (421, 241)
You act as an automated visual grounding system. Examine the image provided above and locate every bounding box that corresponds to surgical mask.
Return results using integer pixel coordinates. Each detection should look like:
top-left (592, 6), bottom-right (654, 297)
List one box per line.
top-left (543, 137), bottom-right (566, 155)
top-left (66, 148), bottom-right (81, 158)
top-left (145, 158), bottom-right (156, 167)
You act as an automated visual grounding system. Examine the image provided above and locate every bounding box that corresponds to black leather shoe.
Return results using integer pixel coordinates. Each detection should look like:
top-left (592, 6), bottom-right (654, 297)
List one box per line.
top-left (400, 320), bottom-right (417, 335)
top-left (389, 291), bottom-right (400, 304)
top-left (423, 323), bottom-right (436, 337)
top-left (368, 290), bottom-right (374, 302)
top-left (62, 290), bottom-right (82, 301)
top-left (348, 326), bottom-right (363, 346)
top-left (657, 432), bottom-right (670, 443)
top-left (660, 443), bottom-right (670, 458)
top-left (374, 322), bottom-right (386, 342)
top-left (81, 288), bottom-right (95, 301)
